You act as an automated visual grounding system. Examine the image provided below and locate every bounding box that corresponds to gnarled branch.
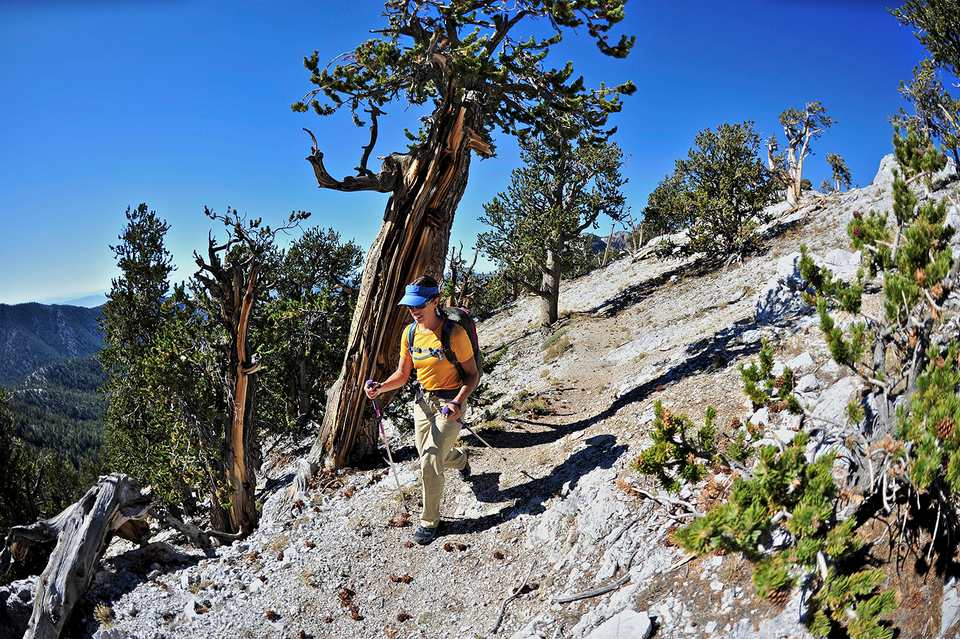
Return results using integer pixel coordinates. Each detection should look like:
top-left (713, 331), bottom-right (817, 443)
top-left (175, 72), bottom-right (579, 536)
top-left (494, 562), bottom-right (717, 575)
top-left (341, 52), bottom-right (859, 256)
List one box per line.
top-left (303, 127), bottom-right (407, 193)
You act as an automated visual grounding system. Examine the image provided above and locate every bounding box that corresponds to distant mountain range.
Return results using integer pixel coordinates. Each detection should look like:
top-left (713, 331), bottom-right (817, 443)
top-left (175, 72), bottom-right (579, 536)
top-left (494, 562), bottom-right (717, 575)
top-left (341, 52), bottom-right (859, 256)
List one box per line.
top-left (57, 292), bottom-right (107, 308)
top-left (0, 303), bottom-right (104, 387)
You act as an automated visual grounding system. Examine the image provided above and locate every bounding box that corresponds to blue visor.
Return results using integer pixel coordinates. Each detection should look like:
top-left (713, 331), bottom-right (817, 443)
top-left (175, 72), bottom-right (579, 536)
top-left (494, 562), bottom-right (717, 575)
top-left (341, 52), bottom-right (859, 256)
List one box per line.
top-left (398, 284), bottom-right (440, 307)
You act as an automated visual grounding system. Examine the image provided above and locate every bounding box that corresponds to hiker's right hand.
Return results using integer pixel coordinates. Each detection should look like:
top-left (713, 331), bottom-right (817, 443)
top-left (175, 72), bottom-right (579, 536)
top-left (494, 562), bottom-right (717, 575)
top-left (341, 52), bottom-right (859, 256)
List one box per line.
top-left (364, 381), bottom-right (381, 399)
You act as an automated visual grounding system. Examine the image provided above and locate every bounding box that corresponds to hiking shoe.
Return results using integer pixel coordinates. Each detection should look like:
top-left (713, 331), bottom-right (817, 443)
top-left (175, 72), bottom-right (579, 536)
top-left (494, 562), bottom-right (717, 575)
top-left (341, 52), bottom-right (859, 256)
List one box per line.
top-left (459, 458), bottom-right (471, 480)
top-left (412, 525), bottom-right (439, 546)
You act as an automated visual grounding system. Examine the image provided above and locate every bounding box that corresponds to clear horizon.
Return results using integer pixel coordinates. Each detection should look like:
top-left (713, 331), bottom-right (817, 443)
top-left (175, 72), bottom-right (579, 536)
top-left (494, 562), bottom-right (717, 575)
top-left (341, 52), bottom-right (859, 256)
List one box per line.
top-left (0, 0), bottom-right (940, 305)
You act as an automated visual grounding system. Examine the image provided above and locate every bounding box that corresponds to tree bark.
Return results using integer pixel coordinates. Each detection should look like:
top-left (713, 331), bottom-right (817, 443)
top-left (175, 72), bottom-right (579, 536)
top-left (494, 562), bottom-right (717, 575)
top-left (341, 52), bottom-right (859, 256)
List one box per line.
top-left (0, 474), bottom-right (152, 639)
top-left (294, 94), bottom-right (489, 482)
top-left (539, 248), bottom-right (560, 326)
top-left (193, 224), bottom-right (269, 536)
top-left (225, 267), bottom-right (260, 535)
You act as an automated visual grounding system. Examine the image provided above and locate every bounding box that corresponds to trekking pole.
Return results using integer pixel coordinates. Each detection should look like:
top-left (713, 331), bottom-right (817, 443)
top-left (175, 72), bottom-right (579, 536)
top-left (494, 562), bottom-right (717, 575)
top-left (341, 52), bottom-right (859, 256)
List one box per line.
top-left (366, 381), bottom-right (410, 513)
top-left (443, 406), bottom-right (537, 482)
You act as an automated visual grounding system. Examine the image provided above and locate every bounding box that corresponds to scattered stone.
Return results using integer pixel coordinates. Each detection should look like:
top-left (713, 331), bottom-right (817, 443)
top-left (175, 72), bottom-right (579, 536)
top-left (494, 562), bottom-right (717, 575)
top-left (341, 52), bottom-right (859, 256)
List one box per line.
top-left (585, 609), bottom-right (653, 639)
top-left (812, 377), bottom-right (860, 425)
top-left (786, 352), bottom-right (815, 371)
top-left (750, 407), bottom-right (769, 426)
top-left (772, 429), bottom-right (798, 445)
top-left (795, 373), bottom-right (819, 392)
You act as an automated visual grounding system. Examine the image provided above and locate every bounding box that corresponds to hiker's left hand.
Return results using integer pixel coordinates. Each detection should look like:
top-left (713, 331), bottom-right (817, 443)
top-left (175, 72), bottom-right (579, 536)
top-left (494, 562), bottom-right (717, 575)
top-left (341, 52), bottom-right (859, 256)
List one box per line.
top-left (442, 402), bottom-right (462, 421)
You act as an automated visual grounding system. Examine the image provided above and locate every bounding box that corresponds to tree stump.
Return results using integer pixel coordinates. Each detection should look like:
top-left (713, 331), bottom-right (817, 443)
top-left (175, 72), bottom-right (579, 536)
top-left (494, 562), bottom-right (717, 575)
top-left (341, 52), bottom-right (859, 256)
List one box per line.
top-left (0, 473), bottom-right (151, 639)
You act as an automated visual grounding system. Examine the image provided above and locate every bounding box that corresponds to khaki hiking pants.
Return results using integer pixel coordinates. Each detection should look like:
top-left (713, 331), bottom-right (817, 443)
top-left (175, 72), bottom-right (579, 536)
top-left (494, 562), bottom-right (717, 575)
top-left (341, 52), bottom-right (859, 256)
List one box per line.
top-left (413, 391), bottom-right (468, 529)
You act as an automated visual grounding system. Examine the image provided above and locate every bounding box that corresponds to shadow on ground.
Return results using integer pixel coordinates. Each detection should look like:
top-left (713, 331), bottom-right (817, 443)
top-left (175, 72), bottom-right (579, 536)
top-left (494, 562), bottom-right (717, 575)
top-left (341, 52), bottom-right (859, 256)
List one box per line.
top-left (443, 433), bottom-right (626, 537)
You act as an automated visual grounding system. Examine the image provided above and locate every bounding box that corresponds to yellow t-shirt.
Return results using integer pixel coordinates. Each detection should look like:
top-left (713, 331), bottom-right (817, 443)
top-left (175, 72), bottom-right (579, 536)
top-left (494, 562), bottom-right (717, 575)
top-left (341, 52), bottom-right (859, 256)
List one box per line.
top-left (400, 322), bottom-right (474, 391)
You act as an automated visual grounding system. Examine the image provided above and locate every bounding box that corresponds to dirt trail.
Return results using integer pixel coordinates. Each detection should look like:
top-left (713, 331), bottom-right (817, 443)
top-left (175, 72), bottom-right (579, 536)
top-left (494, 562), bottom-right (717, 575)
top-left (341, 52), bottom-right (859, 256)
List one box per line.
top-left (71, 185), bottom-right (886, 639)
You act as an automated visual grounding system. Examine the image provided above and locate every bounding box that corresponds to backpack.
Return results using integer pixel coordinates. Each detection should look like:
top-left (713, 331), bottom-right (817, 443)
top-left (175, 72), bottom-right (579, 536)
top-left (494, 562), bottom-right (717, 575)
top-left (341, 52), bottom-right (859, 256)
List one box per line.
top-left (407, 307), bottom-right (483, 384)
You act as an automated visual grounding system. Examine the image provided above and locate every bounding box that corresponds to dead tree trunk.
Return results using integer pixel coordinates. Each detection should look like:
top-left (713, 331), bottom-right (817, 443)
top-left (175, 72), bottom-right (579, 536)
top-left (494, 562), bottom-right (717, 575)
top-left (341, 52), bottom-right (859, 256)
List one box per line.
top-left (600, 222), bottom-right (616, 267)
top-left (446, 242), bottom-right (479, 308)
top-left (0, 474), bottom-right (152, 639)
top-left (293, 94), bottom-right (491, 484)
top-left (225, 267), bottom-right (261, 535)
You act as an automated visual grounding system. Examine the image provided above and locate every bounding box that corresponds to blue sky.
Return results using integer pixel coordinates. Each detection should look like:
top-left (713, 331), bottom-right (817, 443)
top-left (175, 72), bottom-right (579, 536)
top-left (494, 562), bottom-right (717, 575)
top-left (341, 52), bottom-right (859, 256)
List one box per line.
top-left (0, 0), bottom-right (932, 304)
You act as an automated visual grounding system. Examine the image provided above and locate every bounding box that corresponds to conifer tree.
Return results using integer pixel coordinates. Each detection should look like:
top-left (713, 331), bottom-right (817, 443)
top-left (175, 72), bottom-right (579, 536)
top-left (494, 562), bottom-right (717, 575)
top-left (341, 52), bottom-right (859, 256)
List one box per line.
top-left (642, 171), bottom-right (695, 239)
top-left (99, 204), bottom-right (182, 504)
top-left (291, 0), bottom-right (635, 469)
top-left (774, 102), bottom-right (834, 207)
top-left (648, 121), bottom-right (777, 257)
top-left (191, 207), bottom-right (309, 535)
top-left (894, 58), bottom-right (960, 168)
top-left (826, 153), bottom-right (852, 192)
top-left (255, 228), bottom-right (362, 438)
top-left (893, 0), bottom-right (960, 77)
top-left (477, 132), bottom-right (627, 325)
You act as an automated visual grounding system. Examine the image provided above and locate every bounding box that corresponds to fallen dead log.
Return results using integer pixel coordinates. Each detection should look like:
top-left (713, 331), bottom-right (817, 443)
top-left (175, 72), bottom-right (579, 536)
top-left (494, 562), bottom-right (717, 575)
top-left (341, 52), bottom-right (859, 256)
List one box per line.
top-left (0, 473), bottom-right (151, 639)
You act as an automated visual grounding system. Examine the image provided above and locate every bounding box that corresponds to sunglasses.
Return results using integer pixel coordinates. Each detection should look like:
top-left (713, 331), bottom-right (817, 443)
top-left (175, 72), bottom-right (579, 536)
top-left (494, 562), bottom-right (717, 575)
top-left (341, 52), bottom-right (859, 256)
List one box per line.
top-left (405, 302), bottom-right (429, 310)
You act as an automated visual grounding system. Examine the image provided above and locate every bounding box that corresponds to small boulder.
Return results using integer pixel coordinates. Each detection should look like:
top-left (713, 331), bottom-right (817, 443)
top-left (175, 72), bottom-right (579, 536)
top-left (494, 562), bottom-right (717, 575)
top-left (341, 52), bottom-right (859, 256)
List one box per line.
top-left (786, 352), bottom-right (815, 371)
top-left (750, 407), bottom-right (769, 426)
top-left (586, 609), bottom-right (653, 639)
top-left (795, 374), bottom-right (819, 393)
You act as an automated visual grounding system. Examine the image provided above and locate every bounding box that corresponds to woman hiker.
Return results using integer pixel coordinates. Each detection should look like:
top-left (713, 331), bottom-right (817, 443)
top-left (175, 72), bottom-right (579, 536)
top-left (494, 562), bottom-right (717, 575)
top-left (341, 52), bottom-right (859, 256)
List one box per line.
top-left (364, 275), bottom-right (480, 545)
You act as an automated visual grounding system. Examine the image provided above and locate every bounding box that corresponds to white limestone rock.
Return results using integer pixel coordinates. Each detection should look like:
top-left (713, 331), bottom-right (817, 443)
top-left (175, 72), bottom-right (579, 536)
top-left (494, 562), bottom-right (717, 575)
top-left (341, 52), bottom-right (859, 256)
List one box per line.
top-left (585, 609), bottom-right (652, 639)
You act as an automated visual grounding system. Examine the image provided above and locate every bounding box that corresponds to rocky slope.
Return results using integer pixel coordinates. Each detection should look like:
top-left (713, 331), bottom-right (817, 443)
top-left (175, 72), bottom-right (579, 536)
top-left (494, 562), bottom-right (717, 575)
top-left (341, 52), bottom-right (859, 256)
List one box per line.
top-left (4, 155), bottom-right (959, 639)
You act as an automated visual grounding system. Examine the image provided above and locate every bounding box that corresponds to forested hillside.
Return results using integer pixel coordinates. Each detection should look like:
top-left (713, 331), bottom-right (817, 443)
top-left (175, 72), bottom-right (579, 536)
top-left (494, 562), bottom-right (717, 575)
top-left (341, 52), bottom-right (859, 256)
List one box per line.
top-left (8, 356), bottom-right (105, 468)
top-left (0, 303), bottom-right (102, 386)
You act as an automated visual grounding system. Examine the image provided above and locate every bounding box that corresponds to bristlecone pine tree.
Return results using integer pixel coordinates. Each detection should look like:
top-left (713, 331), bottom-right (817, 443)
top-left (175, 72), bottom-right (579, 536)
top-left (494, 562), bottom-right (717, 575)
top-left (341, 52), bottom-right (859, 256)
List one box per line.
top-left (893, 58), bottom-right (960, 169)
top-left (100, 204), bottom-right (190, 508)
top-left (442, 242), bottom-right (479, 309)
top-left (191, 207), bottom-right (310, 535)
top-left (826, 153), bottom-right (852, 192)
top-left (771, 102), bottom-right (834, 207)
top-left (649, 121), bottom-right (777, 258)
top-left (636, 126), bottom-right (958, 639)
top-left (893, 0), bottom-right (960, 78)
top-left (290, 0), bottom-right (635, 475)
top-left (254, 227), bottom-right (362, 438)
top-left (477, 129), bottom-right (627, 326)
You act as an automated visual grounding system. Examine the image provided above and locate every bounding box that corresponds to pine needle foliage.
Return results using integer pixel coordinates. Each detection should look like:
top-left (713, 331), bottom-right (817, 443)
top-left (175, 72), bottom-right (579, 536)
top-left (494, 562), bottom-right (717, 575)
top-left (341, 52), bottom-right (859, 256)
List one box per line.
top-left (633, 401), bottom-right (719, 493)
top-left (896, 344), bottom-right (960, 492)
top-left (675, 434), bottom-right (894, 638)
top-left (739, 339), bottom-right (801, 414)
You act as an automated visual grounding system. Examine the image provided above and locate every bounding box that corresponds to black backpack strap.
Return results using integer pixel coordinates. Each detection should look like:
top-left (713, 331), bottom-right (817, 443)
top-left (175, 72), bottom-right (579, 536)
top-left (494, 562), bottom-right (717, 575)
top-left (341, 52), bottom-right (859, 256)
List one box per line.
top-left (441, 319), bottom-right (467, 383)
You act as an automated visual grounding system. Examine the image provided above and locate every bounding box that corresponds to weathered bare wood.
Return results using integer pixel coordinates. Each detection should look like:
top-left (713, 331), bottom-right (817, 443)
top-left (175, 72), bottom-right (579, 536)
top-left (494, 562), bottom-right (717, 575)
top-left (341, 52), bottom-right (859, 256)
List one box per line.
top-left (2, 474), bottom-right (152, 639)
top-left (155, 510), bottom-right (242, 549)
top-left (321, 98), bottom-right (486, 464)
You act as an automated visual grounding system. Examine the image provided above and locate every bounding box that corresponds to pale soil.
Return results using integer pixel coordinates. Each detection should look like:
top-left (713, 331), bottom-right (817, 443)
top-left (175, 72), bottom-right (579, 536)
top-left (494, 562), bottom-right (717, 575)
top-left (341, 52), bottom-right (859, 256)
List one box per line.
top-left (63, 174), bottom-right (951, 639)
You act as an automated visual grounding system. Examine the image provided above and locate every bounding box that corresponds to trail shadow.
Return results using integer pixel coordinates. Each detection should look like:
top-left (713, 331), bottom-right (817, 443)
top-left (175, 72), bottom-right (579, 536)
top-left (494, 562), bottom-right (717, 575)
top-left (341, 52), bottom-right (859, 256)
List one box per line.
top-left (443, 434), bottom-right (626, 536)
top-left (462, 315), bottom-right (768, 453)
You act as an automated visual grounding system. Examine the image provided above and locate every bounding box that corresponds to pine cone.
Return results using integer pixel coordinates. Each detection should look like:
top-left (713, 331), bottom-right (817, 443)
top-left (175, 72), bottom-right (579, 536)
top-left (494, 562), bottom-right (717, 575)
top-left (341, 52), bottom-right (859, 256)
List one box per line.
top-left (768, 399), bottom-right (788, 414)
top-left (908, 329), bottom-right (919, 349)
top-left (915, 268), bottom-right (927, 286)
top-left (937, 417), bottom-right (955, 439)
top-left (932, 283), bottom-right (945, 301)
top-left (767, 587), bottom-right (792, 605)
